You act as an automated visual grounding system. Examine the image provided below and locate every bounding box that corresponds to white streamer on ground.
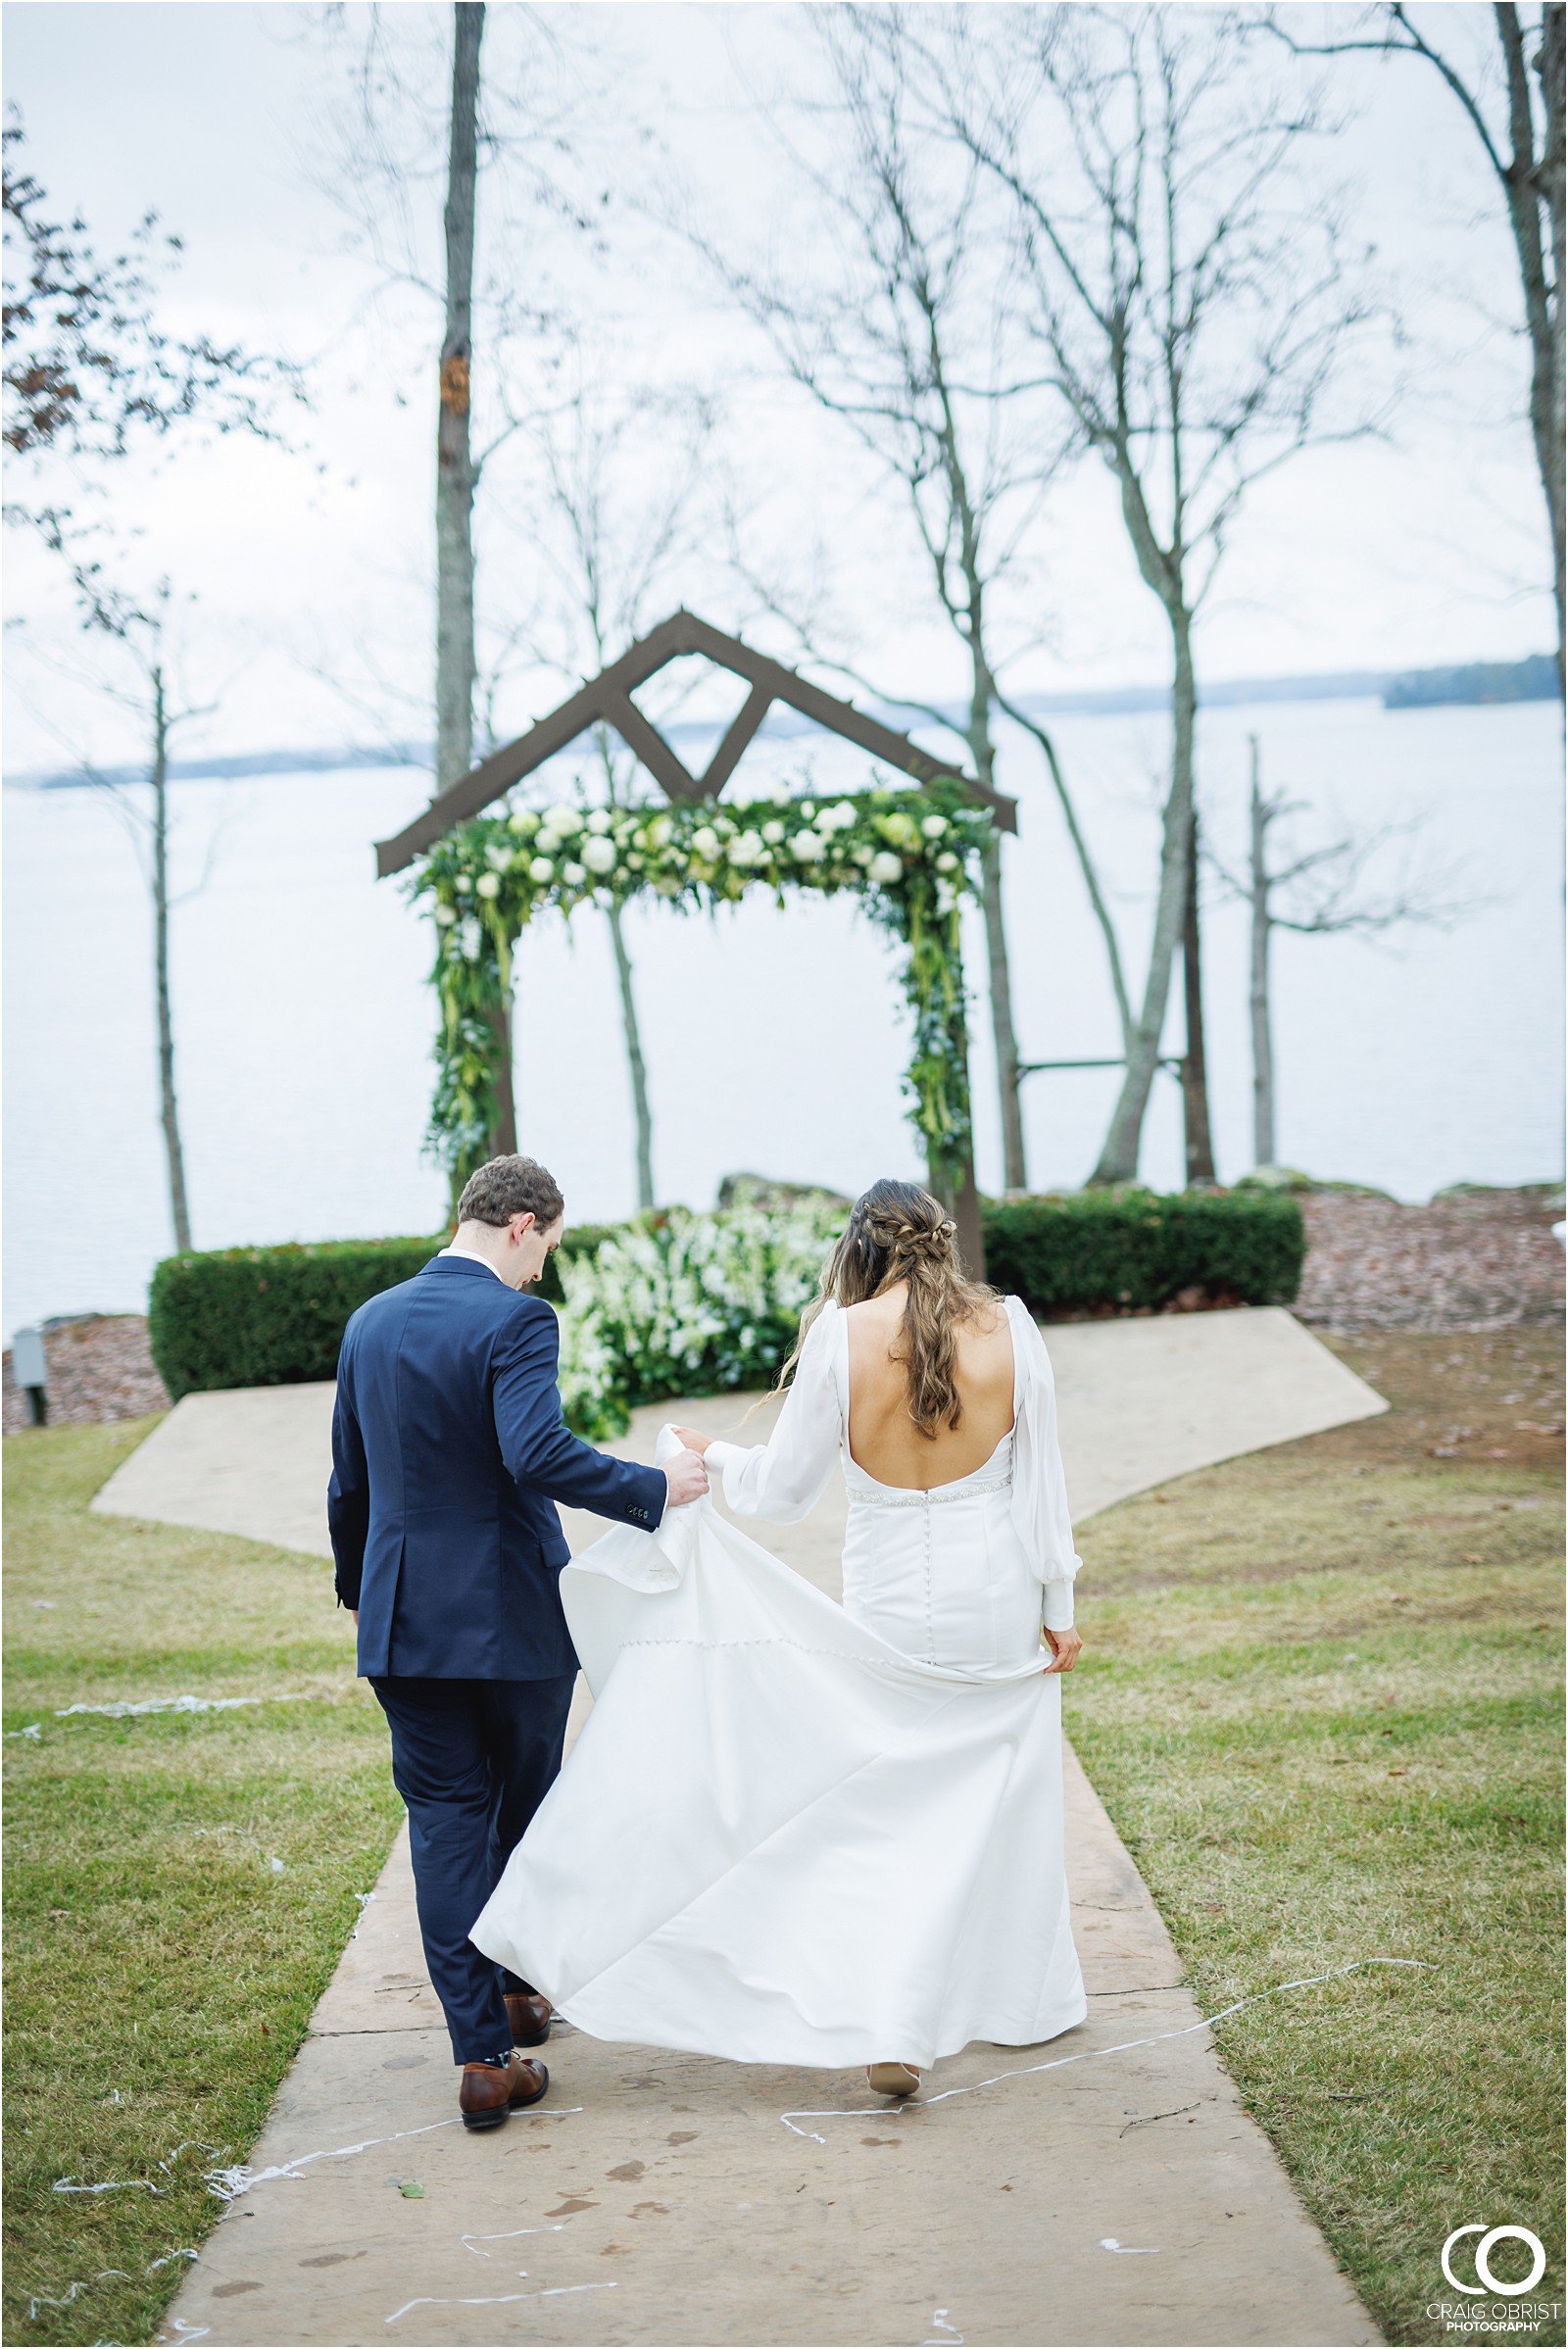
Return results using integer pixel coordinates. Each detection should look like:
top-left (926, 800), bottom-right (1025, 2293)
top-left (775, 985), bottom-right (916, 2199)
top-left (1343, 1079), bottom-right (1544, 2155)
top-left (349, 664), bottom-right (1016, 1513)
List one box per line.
top-left (1101, 2237), bottom-right (1162, 2255)
top-left (162, 2320), bottom-right (212, 2341)
top-left (55, 1692), bottom-right (320, 1719)
top-left (55, 2141), bottom-right (228, 2199)
top-left (779, 1958), bottom-right (1433, 2140)
top-left (6, 1722), bottom-right (42, 1738)
top-left (386, 2283), bottom-right (617, 2326)
top-left (462, 2222), bottom-right (568, 2257)
top-left (205, 2116), bottom-right (461, 2201)
top-left (26, 2249), bottom-right (197, 2323)
top-left (924, 2310), bottom-right (964, 2344)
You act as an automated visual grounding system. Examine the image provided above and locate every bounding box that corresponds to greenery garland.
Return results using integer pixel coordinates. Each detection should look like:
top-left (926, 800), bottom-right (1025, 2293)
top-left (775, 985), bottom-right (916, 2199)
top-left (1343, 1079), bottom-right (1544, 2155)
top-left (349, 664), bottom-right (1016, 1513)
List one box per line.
top-left (409, 775), bottom-right (995, 1193)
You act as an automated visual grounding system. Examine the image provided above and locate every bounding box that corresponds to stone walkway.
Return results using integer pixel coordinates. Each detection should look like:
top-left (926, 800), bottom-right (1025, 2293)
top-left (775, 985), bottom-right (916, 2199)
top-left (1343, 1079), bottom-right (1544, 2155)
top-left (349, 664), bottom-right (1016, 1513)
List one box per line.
top-left (102, 1308), bottom-right (1389, 2348)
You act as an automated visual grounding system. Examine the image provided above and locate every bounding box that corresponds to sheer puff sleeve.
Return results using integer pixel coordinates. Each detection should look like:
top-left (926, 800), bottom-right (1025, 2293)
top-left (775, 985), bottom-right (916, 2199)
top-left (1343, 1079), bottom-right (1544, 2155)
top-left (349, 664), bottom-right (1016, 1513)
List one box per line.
top-left (1005, 1298), bottom-right (1083, 1633)
top-left (706, 1301), bottom-right (844, 1526)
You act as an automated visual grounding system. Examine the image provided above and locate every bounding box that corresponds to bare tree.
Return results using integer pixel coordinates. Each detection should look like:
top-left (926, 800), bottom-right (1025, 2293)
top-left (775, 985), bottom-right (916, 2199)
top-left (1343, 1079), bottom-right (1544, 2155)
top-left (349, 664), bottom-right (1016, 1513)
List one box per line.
top-left (1212, 734), bottom-right (1469, 1168)
top-left (495, 368), bottom-right (718, 1208)
top-left (315, 2), bottom-right (612, 1164)
top-left (2, 112), bottom-right (297, 552)
top-left (436, 3), bottom-right (483, 799)
top-left (1266, 3), bottom-right (1565, 686)
top-left (686, 8), bottom-right (1090, 1191)
top-left (14, 583), bottom-right (235, 1252)
top-left (943, 5), bottom-right (1379, 1186)
top-left (4, 121), bottom-right (297, 1252)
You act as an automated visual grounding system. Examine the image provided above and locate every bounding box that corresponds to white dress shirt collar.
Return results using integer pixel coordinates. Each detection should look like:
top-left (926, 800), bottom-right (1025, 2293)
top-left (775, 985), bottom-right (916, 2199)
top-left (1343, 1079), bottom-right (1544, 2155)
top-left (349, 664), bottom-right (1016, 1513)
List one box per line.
top-left (438, 1244), bottom-right (512, 1287)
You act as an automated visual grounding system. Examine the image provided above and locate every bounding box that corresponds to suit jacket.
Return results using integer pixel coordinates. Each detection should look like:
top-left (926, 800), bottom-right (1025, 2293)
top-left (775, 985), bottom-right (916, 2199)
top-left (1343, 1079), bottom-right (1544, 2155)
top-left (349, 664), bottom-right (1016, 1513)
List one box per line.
top-left (327, 1253), bottom-right (666, 1679)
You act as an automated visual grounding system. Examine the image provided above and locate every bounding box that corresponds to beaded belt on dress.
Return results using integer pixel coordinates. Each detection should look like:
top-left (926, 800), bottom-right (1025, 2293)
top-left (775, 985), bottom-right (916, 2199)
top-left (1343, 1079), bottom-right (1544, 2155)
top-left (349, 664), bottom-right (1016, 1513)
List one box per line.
top-left (849, 1465), bottom-right (1013, 1507)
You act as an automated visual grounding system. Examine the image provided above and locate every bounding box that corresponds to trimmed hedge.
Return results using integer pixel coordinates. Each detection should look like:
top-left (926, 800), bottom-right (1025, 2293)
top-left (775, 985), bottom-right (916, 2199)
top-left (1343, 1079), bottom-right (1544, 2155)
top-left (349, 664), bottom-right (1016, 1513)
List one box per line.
top-left (981, 1187), bottom-right (1304, 1319)
top-left (146, 1226), bottom-right (621, 1401)
top-left (147, 1190), bottom-right (1302, 1402)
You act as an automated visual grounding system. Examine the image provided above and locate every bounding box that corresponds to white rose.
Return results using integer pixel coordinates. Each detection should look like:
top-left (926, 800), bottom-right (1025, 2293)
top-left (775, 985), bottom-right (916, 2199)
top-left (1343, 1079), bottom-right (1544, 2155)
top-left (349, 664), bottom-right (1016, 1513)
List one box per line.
top-left (936, 850), bottom-right (959, 872)
top-left (692, 826), bottom-right (720, 858)
top-left (475, 871), bottom-right (501, 900)
top-left (546, 803), bottom-right (581, 835)
top-left (433, 904), bottom-right (457, 926)
top-left (921, 814), bottom-right (950, 839)
top-left (791, 830), bottom-right (823, 862)
top-left (586, 808), bottom-right (612, 835)
top-left (762, 820), bottom-right (786, 845)
top-left (460, 915), bottom-right (484, 959)
top-left (529, 856), bottom-right (555, 883)
top-left (728, 831), bottom-right (763, 866)
top-left (852, 844), bottom-right (874, 867)
top-left (563, 860), bottom-right (586, 886)
top-left (454, 873), bottom-right (472, 895)
top-left (828, 801), bottom-right (857, 831)
top-left (869, 850), bottom-right (904, 884)
top-left (485, 844), bottom-right (512, 870)
top-left (508, 809), bottom-right (536, 834)
top-left (582, 836), bottom-right (617, 875)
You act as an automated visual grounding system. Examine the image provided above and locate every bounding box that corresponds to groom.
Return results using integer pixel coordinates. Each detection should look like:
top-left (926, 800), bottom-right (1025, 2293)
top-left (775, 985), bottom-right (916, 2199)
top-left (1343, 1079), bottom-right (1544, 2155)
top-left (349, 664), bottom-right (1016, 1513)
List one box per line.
top-left (327, 1152), bottom-right (708, 2130)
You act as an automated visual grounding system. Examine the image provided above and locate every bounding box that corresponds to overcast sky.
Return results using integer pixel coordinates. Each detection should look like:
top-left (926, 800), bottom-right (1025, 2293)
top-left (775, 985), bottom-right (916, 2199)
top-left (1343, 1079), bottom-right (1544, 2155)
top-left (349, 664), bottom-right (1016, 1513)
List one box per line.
top-left (3, 1), bottom-right (1556, 774)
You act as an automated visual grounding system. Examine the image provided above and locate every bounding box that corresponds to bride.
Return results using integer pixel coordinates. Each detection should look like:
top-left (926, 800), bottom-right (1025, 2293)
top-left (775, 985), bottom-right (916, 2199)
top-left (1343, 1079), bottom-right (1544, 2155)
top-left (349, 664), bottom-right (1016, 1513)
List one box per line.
top-left (471, 1180), bottom-right (1087, 2100)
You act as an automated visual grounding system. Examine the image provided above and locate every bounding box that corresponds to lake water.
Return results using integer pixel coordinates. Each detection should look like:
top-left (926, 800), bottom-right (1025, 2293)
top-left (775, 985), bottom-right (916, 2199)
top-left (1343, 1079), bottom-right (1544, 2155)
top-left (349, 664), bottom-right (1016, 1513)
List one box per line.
top-left (3, 696), bottom-right (1562, 1335)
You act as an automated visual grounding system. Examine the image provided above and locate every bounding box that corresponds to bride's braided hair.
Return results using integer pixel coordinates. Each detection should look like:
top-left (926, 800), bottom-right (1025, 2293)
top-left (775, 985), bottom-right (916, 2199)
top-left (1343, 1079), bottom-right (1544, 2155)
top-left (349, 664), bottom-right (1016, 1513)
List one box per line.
top-left (773, 1179), bottom-right (997, 1438)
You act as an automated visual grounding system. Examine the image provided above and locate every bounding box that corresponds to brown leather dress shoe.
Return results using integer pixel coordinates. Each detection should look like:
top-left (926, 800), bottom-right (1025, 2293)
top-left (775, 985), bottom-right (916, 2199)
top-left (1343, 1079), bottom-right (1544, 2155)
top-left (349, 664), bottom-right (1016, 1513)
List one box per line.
top-left (504, 1989), bottom-right (552, 2048)
top-left (459, 2055), bottom-right (549, 2131)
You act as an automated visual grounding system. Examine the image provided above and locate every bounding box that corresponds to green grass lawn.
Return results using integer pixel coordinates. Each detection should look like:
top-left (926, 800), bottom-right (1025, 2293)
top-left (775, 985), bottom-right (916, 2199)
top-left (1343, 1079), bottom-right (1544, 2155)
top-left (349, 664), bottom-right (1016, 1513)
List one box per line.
top-left (1067, 1330), bottom-right (1565, 2348)
top-left (3, 1420), bottom-right (402, 2348)
top-left (4, 1335), bottom-right (1562, 2347)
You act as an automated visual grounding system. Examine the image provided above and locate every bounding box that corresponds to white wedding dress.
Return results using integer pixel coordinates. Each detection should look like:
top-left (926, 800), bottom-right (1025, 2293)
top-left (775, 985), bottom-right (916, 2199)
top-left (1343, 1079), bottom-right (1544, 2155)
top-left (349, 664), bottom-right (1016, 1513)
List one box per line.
top-left (471, 1295), bottom-right (1087, 2070)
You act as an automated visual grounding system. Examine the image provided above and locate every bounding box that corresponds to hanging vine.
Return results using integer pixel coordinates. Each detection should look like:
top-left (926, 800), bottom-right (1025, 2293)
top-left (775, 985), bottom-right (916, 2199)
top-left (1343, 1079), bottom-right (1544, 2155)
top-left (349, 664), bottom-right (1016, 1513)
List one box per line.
top-left (409, 776), bottom-right (994, 1194)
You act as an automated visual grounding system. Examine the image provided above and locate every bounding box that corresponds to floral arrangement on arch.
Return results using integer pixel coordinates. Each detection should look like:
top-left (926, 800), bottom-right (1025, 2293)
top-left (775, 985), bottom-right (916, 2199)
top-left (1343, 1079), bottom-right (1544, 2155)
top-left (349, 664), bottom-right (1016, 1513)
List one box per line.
top-left (410, 773), bottom-right (996, 1191)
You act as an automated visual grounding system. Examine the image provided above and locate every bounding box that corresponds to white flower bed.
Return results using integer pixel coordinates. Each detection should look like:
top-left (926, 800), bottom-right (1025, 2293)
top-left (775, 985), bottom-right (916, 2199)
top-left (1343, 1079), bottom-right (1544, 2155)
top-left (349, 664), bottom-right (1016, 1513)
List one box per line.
top-left (556, 1199), bottom-right (844, 1439)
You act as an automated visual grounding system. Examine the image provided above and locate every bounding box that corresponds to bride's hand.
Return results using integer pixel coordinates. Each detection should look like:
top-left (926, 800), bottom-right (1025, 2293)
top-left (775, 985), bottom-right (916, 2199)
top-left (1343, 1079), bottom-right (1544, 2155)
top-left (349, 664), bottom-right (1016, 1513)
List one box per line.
top-left (1042, 1627), bottom-right (1082, 1674)
top-left (671, 1425), bottom-right (712, 1455)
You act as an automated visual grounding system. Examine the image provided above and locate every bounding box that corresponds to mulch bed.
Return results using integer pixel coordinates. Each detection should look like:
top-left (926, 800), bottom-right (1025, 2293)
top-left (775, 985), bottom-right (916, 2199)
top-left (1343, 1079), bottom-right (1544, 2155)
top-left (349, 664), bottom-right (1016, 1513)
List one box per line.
top-left (4, 1188), bottom-right (1561, 1434)
top-left (1294, 1186), bottom-right (1564, 1332)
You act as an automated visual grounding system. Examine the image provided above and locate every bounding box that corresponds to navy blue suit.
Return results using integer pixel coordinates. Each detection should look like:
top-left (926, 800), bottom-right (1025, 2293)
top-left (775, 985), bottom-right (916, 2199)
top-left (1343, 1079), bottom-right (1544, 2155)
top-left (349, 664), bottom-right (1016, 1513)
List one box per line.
top-left (327, 1252), bottom-right (666, 2062)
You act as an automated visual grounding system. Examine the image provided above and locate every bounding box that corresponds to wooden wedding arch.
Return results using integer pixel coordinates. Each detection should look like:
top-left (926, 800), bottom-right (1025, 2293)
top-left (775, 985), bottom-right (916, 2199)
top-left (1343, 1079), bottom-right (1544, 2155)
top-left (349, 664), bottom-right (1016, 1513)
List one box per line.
top-left (375, 611), bottom-right (1017, 1276)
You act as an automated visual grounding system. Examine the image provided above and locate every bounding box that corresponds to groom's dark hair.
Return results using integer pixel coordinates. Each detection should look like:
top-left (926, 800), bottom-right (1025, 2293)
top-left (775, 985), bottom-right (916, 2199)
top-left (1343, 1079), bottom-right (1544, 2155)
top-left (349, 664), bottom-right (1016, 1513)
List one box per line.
top-left (455, 1154), bottom-right (565, 1231)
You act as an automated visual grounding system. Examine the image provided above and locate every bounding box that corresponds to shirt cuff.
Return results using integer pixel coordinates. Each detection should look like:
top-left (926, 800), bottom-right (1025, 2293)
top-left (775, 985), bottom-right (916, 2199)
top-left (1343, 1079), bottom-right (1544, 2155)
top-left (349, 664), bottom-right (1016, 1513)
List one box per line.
top-left (704, 1439), bottom-right (744, 1498)
top-left (1041, 1578), bottom-right (1075, 1633)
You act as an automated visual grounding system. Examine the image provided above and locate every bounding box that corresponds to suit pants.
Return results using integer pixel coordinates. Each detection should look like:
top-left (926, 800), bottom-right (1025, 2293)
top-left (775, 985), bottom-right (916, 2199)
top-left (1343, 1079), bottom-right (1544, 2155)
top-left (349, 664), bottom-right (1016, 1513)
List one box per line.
top-left (370, 1672), bottom-right (577, 2065)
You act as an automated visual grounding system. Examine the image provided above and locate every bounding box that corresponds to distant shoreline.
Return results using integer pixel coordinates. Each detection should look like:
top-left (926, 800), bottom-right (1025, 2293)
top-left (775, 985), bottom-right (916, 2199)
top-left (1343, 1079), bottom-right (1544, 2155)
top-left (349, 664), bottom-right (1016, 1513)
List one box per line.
top-left (7, 652), bottom-right (1557, 793)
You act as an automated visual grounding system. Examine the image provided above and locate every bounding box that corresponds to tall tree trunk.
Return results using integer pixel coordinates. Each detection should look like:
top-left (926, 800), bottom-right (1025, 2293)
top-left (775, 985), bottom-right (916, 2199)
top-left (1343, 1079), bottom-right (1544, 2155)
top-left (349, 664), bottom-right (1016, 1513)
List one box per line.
top-left (1090, 606), bottom-right (1197, 1185)
top-left (437, 5), bottom-right (507, 1155)
top-left (150, 663), bottom-right (192, 1251)
top-left (976, 826), bottom-right (1026, 1191)
top-left (1496, 2), bottom-right (1565, 685)
top-left (1535, 3), bottom-right (1566, 686)
top-left (966, 645), bottom-right (1026, 1192)
top-left (607, 901), bottom-right (655, 1211)
top-left (437, 3), bottom-right (482, 791)
top-left (1249, 735), bottom-right (1275, 1168)
top-left (1181, 802), bottom-right (1216, 1185)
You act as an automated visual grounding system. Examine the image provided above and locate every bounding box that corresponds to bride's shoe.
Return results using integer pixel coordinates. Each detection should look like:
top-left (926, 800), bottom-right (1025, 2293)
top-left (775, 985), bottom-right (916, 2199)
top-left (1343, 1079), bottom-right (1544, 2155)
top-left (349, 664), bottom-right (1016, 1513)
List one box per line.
top-left (866, 2062), bottom-right (921, 2098)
